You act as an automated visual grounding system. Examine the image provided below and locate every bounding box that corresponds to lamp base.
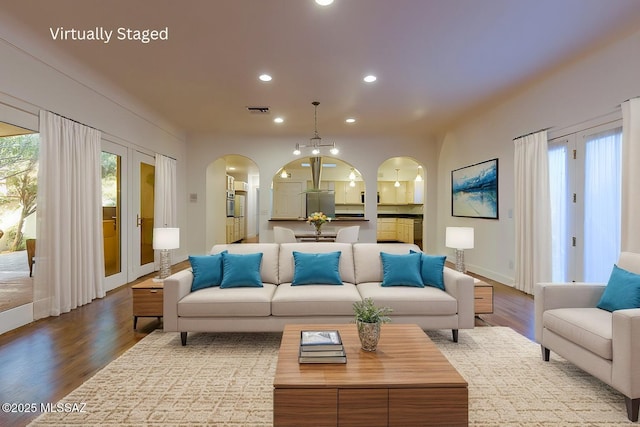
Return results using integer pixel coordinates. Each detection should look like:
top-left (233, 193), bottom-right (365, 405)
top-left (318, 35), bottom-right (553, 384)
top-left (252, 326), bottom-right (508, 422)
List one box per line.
top-left (454, 249), bottom-right (466, 273)
top-left (158, 249), bottom-right (172, 280)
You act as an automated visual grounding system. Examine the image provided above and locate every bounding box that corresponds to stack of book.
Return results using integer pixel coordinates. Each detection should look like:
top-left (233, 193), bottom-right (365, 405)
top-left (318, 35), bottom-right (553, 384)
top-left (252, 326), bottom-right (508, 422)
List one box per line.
top-left (298, 330), bottom-right (347, 364)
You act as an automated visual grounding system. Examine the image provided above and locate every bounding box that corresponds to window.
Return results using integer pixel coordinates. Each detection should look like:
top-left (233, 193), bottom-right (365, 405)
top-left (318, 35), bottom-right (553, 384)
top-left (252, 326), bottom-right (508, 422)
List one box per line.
top-left (548, 121), bottom-right (622, 282)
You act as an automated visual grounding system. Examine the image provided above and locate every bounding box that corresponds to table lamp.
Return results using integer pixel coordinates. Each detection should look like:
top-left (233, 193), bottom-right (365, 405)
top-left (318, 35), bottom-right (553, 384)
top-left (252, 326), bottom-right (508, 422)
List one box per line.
top-left (153, 227), bottom-right (180, 280)
top-left (445, 227), bottom-right (474, 273)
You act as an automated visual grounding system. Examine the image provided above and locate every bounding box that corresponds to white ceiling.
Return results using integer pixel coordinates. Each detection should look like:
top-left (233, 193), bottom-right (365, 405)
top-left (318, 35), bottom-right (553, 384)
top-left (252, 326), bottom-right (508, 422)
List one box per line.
top-left (3, 0), bottom-right (640, 142)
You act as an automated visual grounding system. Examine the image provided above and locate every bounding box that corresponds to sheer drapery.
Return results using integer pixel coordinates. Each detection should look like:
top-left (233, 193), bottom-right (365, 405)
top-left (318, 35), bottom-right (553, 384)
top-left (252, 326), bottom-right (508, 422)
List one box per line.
top-left (622, 98), bottom-right (640, 254)
top-left (154, 153), bottom-right (177, 228)
top-left (33, 111), bottom-right (105, 319)
top-left (514, 130), bottom-right (552, 294)
top-left (584, 129), bottom-right (621, 281)
top-left (548, 144), bottom-right (568, 282)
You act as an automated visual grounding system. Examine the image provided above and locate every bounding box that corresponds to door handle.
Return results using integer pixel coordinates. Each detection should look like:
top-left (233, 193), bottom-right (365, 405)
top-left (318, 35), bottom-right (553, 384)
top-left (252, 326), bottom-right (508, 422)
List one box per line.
top-left (112, 216), bottom-right (117, 230)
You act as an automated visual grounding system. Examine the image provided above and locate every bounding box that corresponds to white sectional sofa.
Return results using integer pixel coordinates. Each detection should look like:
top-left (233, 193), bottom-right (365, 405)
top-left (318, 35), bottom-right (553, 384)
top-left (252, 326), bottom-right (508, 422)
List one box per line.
top-left (163, 242), bottom-right (475, 345)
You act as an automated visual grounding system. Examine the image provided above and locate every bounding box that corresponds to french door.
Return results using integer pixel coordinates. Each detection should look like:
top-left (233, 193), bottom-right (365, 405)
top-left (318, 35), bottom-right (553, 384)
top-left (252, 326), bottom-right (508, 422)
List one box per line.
top-left (548, 121), bottom-right (622, 282)
top-left (133, 151), bottom-right (156, 278)
top-left (101, 141), bottom-right (128, 291)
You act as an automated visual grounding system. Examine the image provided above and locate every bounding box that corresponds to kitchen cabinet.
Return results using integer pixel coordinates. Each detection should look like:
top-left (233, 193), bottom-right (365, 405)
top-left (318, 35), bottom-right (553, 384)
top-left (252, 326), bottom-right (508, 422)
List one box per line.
top-left (377, 181), bottom-right (411, 205)
top-left (335, 181), bottom-right (363, 204)
top-left (396, 218), bottom-right (414, 244)
top-left (226, 217), bottom-right (234, 243)
top-left (226, 217), bottom-right (245, 243)
top-left (377, 218), bottom-right (397, 241)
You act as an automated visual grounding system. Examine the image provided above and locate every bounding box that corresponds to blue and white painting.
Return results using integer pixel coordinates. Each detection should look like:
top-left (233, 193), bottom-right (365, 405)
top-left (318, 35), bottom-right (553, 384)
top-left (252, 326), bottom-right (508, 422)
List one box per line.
top-left (451, 158), bottom-right (498, 219)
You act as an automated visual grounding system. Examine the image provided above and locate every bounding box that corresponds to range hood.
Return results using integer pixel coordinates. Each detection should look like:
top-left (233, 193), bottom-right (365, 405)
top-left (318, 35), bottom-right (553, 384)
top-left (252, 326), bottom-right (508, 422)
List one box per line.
top-left (306, 156), bottom-right (335, 218)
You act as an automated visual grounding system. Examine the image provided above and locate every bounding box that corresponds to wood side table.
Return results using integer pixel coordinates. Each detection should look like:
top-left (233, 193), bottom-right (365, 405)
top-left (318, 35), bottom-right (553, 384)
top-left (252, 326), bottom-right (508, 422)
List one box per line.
top-left (474, 279), bottom-right (494, 315)
top-left (132, 278), bottom-right (164, 329)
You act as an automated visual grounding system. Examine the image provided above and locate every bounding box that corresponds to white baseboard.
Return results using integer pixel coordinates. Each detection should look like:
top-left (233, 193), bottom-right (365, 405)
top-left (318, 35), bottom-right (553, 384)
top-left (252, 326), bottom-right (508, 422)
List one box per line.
top-left (0, 303), bottom-right (33, 335)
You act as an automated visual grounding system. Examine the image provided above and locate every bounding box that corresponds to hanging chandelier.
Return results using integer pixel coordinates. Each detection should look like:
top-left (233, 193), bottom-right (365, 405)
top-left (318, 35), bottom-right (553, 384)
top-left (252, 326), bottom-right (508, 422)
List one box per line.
top-left (293, 101), bottom-right (339, 156)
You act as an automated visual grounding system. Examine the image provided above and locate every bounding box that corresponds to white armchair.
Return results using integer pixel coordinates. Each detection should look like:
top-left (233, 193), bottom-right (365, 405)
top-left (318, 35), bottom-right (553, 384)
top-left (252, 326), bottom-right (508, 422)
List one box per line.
top-left (534, 252), bottom-right (640, 422)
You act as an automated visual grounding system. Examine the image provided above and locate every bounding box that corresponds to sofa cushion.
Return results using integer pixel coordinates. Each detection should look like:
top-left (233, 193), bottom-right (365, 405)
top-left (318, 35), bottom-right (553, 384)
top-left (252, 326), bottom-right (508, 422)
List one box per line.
top-left (271, 282), bottom-right (362, 316)
top-left (178, 284), bottom-right (277, 317)
top-left (292, 251), bottom-right (343, 285)
top-left (596, 264), bottom-right (640, 312)
top-left (353, 243), bottom-right (421, 284)
top-left (220, 252), bottom-right (263, 288)
top-left (543, 307), bottom-right (612, 360)
top-left (410, 250), bottom-right (446, 290)
top-left (189, 251), bottom-right (226, 291)
top-left (380, 252), bottom-right (424, 287)
top-left (357, 282), bottom-right (458, 316)
top-left (212, 243), bottom-right (279, 284)
top-left (279, 243), bottom-right (355, 284)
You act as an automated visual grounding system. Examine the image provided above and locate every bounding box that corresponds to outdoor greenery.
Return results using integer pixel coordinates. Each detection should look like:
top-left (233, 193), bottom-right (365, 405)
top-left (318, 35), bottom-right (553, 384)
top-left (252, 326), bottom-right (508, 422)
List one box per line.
top-left (0, 133), bottom-right (39, 251)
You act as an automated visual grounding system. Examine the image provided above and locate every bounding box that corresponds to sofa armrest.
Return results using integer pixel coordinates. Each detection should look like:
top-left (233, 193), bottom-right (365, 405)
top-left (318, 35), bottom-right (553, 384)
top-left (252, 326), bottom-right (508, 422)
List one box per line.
top-left (442, 267), bottom-right (475, 329)
top-left (162, 269), bottom-right (194, 332)
top-left (612, 308), bottom-right (640, 398)
top-left (534, 282), bottom-right (606, 343)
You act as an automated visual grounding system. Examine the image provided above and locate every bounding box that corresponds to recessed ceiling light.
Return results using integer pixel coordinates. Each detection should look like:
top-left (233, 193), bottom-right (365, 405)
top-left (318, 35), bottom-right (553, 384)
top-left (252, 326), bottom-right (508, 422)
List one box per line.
top-left (259, 74), bottom-right (272, 82)
top-left (363, 75), bottom-right (377, 83)
top-left (228, 166), bottom-right (236, 171)
top-left (345, 118), bottom-right (356, 123)
top-left (315, 0), bottom-right (334, 5)
top-left (274, 117), bottom-right (284, 124)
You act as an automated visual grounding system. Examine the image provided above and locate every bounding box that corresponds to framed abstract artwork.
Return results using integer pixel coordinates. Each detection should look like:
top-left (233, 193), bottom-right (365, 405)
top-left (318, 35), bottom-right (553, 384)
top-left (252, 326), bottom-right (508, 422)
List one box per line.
top-left (451, 158), bottom-right (499, 219)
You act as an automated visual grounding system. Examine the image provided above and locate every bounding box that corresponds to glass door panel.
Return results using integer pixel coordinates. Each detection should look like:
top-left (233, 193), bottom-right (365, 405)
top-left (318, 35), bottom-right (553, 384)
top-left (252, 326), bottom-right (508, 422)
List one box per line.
top-left (139, 161), bottom-right (155, 266)
top-left (102, 151), bottom-right (121, 277)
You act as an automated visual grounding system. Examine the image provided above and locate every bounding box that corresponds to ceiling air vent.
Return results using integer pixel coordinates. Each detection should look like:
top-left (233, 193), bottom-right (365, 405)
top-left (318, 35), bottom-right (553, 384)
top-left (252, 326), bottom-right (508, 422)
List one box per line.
top-left (247, 106), bottom-right (270, 114)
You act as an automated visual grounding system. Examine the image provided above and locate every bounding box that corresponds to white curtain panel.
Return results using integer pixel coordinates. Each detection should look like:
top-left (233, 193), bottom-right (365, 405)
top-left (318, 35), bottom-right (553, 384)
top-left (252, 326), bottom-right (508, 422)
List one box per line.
top-left (621, 98), bottom-right (640, 253)
top-left (153, 153), bottom-right (177, 228)
top-left (33, 111), bottom-right (105, 319)
top-left (514, 130), bottom-right (552, 294)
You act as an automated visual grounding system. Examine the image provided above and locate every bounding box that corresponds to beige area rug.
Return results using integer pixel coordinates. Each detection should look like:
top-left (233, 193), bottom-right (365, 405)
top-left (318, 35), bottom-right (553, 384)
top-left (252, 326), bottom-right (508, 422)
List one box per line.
top-left (29, 327), bottom-right (632, 426)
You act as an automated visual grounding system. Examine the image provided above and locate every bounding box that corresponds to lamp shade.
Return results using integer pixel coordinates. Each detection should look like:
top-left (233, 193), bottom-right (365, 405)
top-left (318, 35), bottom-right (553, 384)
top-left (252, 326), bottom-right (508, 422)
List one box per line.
top-left (153, 227), bottom-right (180, 250)
top-left (445, 227), bottom-right (474, 249)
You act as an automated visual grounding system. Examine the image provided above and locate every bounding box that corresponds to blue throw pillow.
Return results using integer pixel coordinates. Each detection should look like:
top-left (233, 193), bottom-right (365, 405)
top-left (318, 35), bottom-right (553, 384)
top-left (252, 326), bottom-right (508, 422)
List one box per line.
top-left (292, 251), bottom-right (343, 285)
top-left (410, 250), bottom-right (446, 290)
top-left (189, 251), bottom-right (227, 291)
top-left (596, 264), bottom-right (640, 312)
top-left (220, 252), bottom-right (264, 288)
top-left (380, 252), bottom-right (424, 287)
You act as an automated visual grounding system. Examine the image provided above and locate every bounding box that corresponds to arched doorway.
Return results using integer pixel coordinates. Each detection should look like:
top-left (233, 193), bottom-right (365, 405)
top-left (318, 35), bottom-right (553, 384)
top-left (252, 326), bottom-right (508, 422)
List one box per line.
top-left (205, 155), bottom-right (259, 250)
top-left (377, 157), bottom-right (424, 248)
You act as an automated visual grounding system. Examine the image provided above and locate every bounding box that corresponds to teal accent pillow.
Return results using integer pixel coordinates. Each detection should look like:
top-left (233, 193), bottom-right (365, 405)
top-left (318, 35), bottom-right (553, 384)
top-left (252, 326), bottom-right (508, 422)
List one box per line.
top-left (410, 250), bottom-right (446, 290)
top-left (292, 251), bottom-right (343, 285)
top-left (189, 251), bottom-right (227, 291)
top-left (380, 252), bottom-right (424, 287)
top-left (596, 264), bottom-right (640, 312)
top-left (220, 252), bottom-right (264, 288)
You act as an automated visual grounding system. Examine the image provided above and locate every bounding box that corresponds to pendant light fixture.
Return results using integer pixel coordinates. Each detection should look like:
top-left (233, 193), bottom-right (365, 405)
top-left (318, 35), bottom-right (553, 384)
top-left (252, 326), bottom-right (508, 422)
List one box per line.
top-left (415, 165), bottom-right (423, 182)
top-left (394, 169), bottom-right (401, 187)
top-left (293, 101), bottom-right (339, 156)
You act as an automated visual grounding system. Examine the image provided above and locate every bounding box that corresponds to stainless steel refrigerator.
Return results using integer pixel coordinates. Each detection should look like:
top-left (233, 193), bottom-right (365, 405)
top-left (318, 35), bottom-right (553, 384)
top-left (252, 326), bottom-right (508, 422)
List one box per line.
top-left (306, 191), bottom-right (335, 218)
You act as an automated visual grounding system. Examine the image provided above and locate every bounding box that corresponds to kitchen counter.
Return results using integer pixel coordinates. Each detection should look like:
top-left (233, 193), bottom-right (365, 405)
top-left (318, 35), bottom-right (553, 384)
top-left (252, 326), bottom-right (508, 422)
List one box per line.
top-left (269, 217), bottom-right (369, 222)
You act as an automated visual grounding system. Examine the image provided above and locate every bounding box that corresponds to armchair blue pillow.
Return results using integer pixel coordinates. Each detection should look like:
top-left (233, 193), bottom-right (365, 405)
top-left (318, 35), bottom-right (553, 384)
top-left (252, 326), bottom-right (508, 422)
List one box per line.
top-left (596, 264), bottom-right (640, 312)
top-left (220, 252), bottom-right (264, 288)
top-left (380, 251), bottom-right (424, 287)
top-left (292, 251), bottom-right (343, 285)
top-left (189, 251), bottom-right (227, 291)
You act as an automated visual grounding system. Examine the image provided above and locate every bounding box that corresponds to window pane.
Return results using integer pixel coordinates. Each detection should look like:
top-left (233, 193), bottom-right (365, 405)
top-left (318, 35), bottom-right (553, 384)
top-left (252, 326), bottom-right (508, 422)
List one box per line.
top-left (548, 144), bottom-right (568, 282)
top-left (583, 128), bottom-right (622, 282)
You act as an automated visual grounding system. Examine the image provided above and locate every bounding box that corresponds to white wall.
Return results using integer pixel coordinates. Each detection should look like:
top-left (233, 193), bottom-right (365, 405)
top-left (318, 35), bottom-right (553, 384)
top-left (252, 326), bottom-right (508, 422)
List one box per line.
top-left (436, 28), bottom-right (640, 285)
top-left (186, 133), bottom-right (439, 254)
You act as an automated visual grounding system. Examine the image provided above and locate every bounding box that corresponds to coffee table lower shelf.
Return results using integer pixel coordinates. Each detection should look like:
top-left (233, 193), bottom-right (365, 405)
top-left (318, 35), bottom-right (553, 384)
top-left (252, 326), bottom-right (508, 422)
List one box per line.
top-left (273, 324), bottom-right (468, 427)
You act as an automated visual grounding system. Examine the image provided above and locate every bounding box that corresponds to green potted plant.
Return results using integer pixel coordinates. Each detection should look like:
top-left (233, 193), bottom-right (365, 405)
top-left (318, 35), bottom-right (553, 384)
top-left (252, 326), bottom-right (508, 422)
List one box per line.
top-left (353, 298), bottom-right (392, 351)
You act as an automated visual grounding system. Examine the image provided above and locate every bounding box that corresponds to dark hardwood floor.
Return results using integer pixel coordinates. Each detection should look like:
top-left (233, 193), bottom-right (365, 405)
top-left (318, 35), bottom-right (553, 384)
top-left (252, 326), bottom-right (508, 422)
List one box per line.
top-left (0, 262), bottom-right (533, 427)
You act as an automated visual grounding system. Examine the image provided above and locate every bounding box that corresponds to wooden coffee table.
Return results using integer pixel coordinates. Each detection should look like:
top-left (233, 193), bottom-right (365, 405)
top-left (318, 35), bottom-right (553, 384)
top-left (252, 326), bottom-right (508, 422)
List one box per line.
top-left (273, 323), bottom-right (468, 427)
